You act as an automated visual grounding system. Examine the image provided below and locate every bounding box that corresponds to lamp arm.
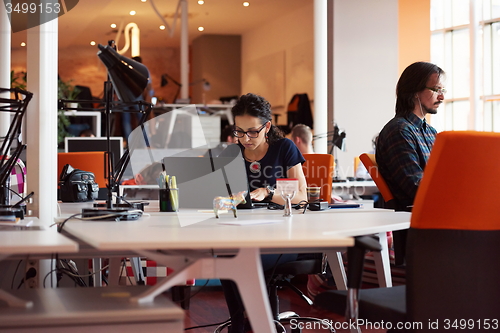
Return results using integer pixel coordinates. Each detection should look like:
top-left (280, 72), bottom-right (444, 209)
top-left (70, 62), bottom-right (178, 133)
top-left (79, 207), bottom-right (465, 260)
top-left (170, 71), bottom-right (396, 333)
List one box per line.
top-left (162, 73), bottom-right (182, 87)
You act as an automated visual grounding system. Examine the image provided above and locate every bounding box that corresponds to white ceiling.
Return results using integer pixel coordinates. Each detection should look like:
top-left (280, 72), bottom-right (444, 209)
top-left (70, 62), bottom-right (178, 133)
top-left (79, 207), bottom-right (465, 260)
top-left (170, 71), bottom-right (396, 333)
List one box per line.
top-left (11, 0), bottom-right (309, 49)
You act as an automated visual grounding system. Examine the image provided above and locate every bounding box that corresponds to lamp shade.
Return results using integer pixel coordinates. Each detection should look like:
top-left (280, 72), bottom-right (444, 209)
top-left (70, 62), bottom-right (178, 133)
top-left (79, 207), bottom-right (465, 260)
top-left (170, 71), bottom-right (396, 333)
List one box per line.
top-left (97, 44), bottom-right (150, 102)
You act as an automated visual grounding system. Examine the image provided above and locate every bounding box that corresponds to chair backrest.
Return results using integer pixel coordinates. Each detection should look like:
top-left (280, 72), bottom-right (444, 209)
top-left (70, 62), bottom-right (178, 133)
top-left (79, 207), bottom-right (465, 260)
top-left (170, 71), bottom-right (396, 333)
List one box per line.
top-left (359, 153), bottom-right (394, 203)
top-left (353, 156), bottom-right (361, 176)
top-left (407, 131), bottom-right (500, 322)
top-left (57, 152), bottom-right (107, 189)
top-left (302, 153), bottom-right (333, 202)
top-left (411, 131), bottom-right (500, 230)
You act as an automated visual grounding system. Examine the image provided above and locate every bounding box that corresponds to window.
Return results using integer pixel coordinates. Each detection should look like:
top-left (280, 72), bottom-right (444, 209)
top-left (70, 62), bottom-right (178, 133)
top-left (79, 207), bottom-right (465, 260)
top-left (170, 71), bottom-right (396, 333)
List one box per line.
top-left (431, 0), bottom-right (500, 132)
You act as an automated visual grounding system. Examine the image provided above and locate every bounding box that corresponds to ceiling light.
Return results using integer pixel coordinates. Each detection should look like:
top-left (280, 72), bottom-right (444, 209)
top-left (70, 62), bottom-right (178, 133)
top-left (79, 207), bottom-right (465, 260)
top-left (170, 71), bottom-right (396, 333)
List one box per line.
top-left (198, 26), bottom-right (204, 31)
top-left (130, 10), bottom-right (136, 15)
top-left (110, 23), bottom-right (116, 28)
top-left (20, 42), bottom-right (26, 47)
top-left (198, 0), bottom-right (204, 4)
top-left (159, 25), bottom-right (166, 30)
top-left (243, 2), bottom-right (250, 6)
top-left (90, 41), bottom-right (96, 46)
top-left (141, 0), bottom-right (147, 2)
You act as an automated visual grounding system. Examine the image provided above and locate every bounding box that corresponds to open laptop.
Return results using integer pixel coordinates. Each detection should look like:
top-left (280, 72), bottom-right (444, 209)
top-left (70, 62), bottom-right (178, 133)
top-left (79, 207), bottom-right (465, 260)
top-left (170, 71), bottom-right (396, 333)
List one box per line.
top-left (161, 145), bottom-right (268, 210)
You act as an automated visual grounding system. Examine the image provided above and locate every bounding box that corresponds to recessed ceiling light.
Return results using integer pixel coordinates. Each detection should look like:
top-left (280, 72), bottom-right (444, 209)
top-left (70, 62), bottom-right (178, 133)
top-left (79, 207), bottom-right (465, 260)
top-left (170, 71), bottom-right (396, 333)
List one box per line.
top-left (130, 10), bottom-right (136, 15)
top-left (90, 41), bottom-right (96, 46)
top-left (198, 0), bottom-right (204, 4)
top-left (110, 23), bottom-right (116, 28)
top-left (159, 25), bottom-right (166, 30)
top-left (198, 26), bottom-right (204, 31)
top-left (243, 2), bottom-right (250, 6)
top-left (20, 42), bottom-right (26, 47)
top-left (141, 0), bottom-right (147, 2)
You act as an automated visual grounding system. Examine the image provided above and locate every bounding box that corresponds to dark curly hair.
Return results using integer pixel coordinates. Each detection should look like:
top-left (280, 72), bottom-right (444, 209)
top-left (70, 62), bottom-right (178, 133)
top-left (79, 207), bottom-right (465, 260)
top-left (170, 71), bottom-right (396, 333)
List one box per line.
top-left (231, 93), bottom-right (283, 144)
top-left (396, 62), bottom-right (445, 117)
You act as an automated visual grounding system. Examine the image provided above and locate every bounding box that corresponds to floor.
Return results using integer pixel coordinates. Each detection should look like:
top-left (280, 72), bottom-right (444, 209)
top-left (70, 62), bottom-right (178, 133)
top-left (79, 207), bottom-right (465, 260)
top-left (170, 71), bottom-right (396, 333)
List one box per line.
top-left (181, 278), bottom-right (387, 333)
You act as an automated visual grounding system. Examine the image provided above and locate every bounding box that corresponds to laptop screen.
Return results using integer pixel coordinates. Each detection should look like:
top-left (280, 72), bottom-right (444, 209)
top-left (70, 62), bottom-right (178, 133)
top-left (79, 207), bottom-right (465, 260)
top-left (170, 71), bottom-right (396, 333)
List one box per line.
top-left (162, 149), bottom-right (249, 209)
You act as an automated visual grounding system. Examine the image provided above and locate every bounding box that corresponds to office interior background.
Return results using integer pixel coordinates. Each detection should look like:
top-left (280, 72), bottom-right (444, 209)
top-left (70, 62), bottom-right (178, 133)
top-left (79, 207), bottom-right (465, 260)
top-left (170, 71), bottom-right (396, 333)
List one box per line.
top-left (3, 0), bottom-right (500, 205)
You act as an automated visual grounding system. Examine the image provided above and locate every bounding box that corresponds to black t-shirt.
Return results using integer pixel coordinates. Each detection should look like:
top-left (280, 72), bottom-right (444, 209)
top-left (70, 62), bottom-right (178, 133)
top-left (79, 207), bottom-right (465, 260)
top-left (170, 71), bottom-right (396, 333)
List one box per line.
top-left (240, 138), bottom-right (305, 191)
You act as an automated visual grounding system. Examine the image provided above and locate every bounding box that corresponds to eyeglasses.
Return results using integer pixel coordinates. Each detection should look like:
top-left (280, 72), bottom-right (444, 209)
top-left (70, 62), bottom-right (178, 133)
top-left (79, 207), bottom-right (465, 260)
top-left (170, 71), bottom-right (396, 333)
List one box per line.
top-left (233, 123), bottom-right (267, 138)
top-left (426, 87), bottom-right (447, 95)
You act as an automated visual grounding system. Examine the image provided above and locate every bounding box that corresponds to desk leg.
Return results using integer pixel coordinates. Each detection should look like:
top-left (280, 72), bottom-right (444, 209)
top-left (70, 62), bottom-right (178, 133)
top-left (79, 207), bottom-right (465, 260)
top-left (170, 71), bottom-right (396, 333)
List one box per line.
top-left (372, 232), bottom-right (392, 287)
top-left (92, 258), bottom-right (102, 287)
top-left (131, 248), bottom-right (277, 333)
top-left (0, 289), bottom-right (33, 308)
top-left (325, 250), bottom-right (347, 290)
top-left (107, 258), bottom-right (122, 286)
top-left (130, 257), bottom-right (145, 285)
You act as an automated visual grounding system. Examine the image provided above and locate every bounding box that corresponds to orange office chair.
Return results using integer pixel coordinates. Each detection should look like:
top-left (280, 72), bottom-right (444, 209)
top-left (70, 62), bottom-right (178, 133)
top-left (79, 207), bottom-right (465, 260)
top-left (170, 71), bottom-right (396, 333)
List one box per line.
top-left (360, 153), bottom-right (406, 265)
top-left (316, 131), bottom-right (500, 328)
top-left (302, 153), bottom-right (333, 202)
top-left (359, 153), bottom-right (395, 208)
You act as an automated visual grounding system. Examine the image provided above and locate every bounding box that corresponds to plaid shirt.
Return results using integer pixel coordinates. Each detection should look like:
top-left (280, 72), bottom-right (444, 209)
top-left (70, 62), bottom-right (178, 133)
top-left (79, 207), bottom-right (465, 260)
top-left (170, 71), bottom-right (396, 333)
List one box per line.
top-left (376, 113), bottom-right (437, 209)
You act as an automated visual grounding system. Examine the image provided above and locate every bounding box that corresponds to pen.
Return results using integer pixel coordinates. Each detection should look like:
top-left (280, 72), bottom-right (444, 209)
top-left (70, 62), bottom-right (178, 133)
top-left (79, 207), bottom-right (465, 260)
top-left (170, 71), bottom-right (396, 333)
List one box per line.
top-left (171, 176), bottom-right (178, 211)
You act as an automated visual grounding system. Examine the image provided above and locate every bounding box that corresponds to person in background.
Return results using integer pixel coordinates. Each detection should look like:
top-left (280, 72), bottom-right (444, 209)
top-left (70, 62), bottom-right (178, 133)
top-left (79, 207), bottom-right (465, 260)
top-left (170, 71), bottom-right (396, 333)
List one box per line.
top-left (376, 61), bottom-right (445, 211)
top-left (78, 129), bottom-right (95, 137)
top-left (290, 123), bottom-right (314, 155)
top-left (206, 125), bottom-right (238, 157)
top-left (222, 93), bottom-right (307, 333)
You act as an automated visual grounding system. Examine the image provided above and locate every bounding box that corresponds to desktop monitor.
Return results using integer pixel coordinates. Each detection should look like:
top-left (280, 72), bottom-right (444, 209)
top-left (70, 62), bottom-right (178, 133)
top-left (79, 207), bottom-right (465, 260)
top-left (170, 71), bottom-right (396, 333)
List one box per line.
top-left (65, 137), bottom-right (124, 168)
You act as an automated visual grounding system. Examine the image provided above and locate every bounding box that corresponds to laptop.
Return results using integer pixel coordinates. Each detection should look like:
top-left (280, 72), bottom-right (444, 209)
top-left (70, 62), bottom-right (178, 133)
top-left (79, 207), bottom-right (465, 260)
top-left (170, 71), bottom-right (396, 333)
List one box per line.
top-left (161, 146), bottom-right (267, 210)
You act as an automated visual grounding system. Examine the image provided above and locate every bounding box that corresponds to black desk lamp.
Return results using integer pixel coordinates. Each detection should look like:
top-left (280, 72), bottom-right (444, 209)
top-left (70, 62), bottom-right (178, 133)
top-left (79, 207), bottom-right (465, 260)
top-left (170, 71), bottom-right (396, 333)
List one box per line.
top-left (63, 44), bottom-right (151, 220)
top-left (0, 87), bottom-right (33, 219)
top-left (313, 124), bottom-right (346, 181)
top-left (160, 73), bottom-right (182, 103)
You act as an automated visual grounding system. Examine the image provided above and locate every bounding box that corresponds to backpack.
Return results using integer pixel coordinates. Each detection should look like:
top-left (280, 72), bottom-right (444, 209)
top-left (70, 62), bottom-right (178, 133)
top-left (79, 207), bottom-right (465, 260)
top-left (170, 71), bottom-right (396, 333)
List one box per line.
top-left (59, 164), bottom-right (99, 202)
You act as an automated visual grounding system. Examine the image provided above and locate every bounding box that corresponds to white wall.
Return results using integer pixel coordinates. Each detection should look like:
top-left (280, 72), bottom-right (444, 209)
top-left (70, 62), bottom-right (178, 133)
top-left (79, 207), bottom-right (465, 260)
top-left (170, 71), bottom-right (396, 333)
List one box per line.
top-left (241, 2), bottom-right (314, 124)
top-left (333, 0), bottom-right (399, 177)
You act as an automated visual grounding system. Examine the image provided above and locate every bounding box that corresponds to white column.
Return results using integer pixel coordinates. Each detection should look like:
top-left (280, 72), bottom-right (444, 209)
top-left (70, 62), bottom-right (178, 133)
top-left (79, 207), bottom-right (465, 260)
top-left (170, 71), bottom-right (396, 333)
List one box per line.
top-left (180, 0), bottom-right (189, 100)
top-left (313, 0), bottom-right (328, 153)
top-left (0, 3), bottom-right (11, 136)
top-left (26, 16), bottom-right (58, 220)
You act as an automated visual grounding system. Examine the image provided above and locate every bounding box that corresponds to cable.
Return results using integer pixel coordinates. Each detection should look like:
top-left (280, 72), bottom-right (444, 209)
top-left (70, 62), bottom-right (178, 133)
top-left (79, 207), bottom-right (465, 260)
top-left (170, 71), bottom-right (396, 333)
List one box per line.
top-left (121, 258), bottom-right (135, 285)
top-left (11, 260), bottom-right (23, 289)
top-left (54, 210), bottom-right (144, 233)
top-left (173, 279), bottom-right (210, 306)
top-left (61, 264), bottom-right (110, 278)
top-left (184, 319), bottom-right (231, 331)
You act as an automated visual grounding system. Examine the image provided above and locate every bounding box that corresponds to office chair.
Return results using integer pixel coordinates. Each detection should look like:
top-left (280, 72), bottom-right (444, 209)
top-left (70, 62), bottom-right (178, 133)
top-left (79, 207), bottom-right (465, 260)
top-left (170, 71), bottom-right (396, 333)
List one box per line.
top-left (302, 153), bottom-right (333, 202)
top-left (315, 131), bottom-right (500, 332)
top-left (360, 153), bottom-right (407, 266)
top-left (359, 153), bottom-right (395, 209)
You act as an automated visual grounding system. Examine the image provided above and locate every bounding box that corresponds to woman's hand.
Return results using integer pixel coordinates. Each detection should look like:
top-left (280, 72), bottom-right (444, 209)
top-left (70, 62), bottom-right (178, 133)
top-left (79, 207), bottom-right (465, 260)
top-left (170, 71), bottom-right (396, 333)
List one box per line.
top-left (250, 187), bottom-right (269, 202)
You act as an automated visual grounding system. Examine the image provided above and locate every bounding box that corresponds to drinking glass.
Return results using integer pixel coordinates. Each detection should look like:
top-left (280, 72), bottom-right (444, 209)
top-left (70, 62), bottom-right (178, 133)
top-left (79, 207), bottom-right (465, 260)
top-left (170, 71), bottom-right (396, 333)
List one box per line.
top-left (276, 178), bottom-right (298, 216)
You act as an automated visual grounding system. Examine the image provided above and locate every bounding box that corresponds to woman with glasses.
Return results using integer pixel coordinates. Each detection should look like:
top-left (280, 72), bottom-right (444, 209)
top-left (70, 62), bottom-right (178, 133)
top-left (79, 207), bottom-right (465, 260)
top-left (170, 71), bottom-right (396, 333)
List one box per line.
top-left (231, 93), bottom-right (307, 205)
top-left (221, 93), bottom-right (308, 333)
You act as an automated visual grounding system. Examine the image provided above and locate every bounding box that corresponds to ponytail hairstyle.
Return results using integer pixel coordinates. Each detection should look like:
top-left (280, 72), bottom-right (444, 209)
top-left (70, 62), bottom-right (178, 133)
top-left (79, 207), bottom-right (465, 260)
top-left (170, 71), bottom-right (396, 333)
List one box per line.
top-left (231, 93), bottom-right (283, 144)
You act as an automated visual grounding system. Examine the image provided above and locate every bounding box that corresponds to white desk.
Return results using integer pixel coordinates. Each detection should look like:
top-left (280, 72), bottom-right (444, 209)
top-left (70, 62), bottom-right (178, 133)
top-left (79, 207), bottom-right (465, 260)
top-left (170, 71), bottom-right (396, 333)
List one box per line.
top-left (0, 225), bottom-right (79, 308)
top-left (61, 207), bottom-right (410, 333)
top-left (0, 286), bottom-right (184, 333)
